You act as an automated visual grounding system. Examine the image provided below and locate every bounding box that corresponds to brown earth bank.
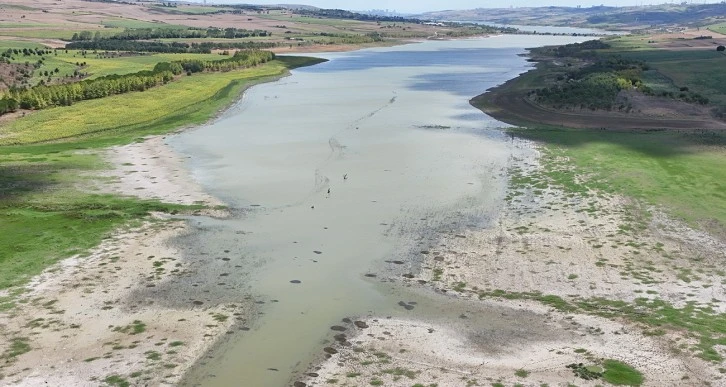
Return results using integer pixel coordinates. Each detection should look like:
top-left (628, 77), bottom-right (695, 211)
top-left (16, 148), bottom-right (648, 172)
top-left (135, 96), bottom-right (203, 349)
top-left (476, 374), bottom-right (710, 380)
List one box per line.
top-left (469, 38), bottom-right (726, 132)
top-left (298, 139), bottom-right (726, 387)
top-left (471, 73), bottom-right (726, 131)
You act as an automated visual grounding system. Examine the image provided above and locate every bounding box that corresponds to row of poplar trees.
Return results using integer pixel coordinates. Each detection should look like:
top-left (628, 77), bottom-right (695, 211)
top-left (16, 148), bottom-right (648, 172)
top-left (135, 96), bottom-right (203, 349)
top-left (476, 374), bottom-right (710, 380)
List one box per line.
top-left (0, 50), bottom-right (275, 115)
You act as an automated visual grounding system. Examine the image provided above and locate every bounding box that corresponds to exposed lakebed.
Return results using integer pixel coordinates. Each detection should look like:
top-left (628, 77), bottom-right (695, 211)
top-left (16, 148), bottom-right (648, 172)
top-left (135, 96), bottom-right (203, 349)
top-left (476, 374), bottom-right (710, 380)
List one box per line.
top-left (163, 35), bottom-right (589, 386)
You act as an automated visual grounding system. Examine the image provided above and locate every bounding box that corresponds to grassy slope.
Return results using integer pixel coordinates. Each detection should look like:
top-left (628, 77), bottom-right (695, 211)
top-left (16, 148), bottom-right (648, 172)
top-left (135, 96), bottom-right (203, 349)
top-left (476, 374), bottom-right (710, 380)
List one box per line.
top-left (511, 128), bottom-right (726, 234)
top-left (7, 50), bottom-right (226, 86)
top-left (472, 41), bottom-right (726, 235)
top-left (0, 58), bottom-right (304, 145)
top-left (706, 22), bottom-right (726, 35)
top-left (607, 38), bottom-right (726, 107)
top-left (0, 56), bottom-right (324, 294)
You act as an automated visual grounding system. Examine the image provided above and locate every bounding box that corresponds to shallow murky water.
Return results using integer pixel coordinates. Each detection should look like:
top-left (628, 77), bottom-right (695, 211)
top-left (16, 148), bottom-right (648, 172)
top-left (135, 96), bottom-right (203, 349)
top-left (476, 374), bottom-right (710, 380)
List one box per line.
top-left (168, 35), bottom-right (588, 387)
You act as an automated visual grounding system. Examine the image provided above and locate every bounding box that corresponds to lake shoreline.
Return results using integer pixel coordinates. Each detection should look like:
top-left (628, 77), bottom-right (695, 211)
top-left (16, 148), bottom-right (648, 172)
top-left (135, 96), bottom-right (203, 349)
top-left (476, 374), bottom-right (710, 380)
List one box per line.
top-left (8, 34), bottom-right (722, 387)
top-left (0, 62), bottom-right (303, 387)
top-left (295, 136), bottom-right (726, 386)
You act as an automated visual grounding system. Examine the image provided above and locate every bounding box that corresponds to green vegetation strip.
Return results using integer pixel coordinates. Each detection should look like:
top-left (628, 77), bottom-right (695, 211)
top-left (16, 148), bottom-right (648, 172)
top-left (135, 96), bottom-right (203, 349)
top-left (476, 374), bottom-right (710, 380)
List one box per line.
top-left (0, 150), bottom-right (193, 290)
top-left (480, 290), bottom-right (726, 362)
top-left (602, 359), bottom-right (644, 386)
top-left (0, 56), bottom-right (324, 146)
top-left (510, 128), bottom-right (726, 234)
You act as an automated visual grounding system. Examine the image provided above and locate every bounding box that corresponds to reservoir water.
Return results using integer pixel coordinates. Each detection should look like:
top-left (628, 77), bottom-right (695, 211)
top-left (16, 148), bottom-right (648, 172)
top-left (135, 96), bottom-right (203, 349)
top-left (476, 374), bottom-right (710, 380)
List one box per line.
top-left (168, 34), bottom-right (589, 386)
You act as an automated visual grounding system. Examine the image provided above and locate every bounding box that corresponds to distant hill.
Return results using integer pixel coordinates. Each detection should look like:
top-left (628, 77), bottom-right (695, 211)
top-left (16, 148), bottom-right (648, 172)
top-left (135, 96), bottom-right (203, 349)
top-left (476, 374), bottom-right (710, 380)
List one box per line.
top-left (275, 4), bottom-right (320, 11)
top-left (417, 3), bottom-right (726, 30)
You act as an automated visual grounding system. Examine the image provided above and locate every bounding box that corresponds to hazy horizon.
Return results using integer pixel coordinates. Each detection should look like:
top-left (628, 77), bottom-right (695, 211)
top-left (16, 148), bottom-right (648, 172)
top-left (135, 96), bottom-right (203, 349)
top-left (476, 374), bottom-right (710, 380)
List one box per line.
top-left (191, 0), bottom-right (725, 14)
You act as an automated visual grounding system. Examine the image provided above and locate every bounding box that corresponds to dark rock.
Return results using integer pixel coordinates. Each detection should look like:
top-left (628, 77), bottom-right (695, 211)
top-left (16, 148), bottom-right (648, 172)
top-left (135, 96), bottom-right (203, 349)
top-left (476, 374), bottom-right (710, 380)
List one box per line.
top-left (354, 321), bottom-right (368, 329)
top-left (330, 325), bottom-right (347, 332)
top-left (290, 280), bottom-right (302, 284)
top-left (398, 301), bottom-right (414, 311)
top-left (323, 347), bottom-right (338, 354)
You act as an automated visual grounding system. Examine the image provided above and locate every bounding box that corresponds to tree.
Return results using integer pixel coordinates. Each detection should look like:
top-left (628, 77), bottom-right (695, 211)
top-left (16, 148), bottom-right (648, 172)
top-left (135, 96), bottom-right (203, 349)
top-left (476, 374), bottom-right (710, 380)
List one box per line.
top-left (717, 45), bottom-right (725, 52)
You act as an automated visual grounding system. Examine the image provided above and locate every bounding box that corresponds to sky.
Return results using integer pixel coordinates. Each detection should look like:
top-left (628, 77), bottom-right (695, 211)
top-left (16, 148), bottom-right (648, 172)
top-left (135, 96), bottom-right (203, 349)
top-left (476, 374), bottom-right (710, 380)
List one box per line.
top-left (197, 1), bottom-right (724, 14)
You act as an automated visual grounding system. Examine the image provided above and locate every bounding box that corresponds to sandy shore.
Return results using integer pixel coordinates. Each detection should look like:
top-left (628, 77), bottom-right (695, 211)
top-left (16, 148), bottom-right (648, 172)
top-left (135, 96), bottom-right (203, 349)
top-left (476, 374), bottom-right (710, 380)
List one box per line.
top-left (94, 135), bottom-right (225, 208)
top-left (299, 139), bottom-right (726, 387)
top-left (300, 308), bottom-right (709, 387)
top-left (0, 136), bottom-right (246, 386)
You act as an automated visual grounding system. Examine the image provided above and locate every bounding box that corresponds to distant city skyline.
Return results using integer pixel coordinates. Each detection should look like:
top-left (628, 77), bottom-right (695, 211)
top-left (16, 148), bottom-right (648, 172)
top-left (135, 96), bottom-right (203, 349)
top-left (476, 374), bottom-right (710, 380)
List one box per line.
top-left (190, 0), bottom-right (725, 14)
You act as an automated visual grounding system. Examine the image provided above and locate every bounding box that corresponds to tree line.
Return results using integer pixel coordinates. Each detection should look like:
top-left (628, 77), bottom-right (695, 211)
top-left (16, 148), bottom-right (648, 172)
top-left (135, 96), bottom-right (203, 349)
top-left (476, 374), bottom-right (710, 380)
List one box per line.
top-left (65, 40), bottom-right (277, 54)
top-left (0, 50), bottom-right (275, 115)
top-left (71, 27), bottom-right (271, 42)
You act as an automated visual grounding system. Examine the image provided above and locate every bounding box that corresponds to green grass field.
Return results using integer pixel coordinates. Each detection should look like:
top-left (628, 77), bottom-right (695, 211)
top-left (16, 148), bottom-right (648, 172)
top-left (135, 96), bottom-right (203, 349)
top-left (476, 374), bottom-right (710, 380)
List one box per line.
top-left (258, 14), bottom-right (365, 27)
top-left (604, 34), bottom-right (657, 51)
top-left (596, 44), bottom-right (726, 108)
top-left (616, 49), bottom-right (724, 62)
top-left (706, 22), bottom-right (726, 35)
top-left (0, 23), bottom-right (66, 28)
top-left (0, 143), bottom-right (194, 290)
top-left (602, 360), bottom-right (644, 386)
top-left (0, 3), bottom-right (37, 10)
top-left (511, 128), bottom-right (726, 234)
top-left (101, 17), bottom-right (189, 29)
top-left (610, 49), bottom-right (726, 107)
top-left (650, 59), bottom-right (726, 106)
top-left (73, 52), bottom-right (225, 79)
top-left (5, 50), bottom-right (229, 86)
top-left (0, 40), bottom-right (44, 50)
top-left (0, 28), bottom-right (112, 40)
top-left (0, 59), bottom-right (301, 145)
top-left (148, 5), bottom-right (235, 15)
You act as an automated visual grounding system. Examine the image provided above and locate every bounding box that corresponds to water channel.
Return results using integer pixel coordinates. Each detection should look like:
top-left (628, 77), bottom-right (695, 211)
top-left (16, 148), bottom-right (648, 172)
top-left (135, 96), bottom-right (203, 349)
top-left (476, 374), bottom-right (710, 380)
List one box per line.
top-left (164, 34), bottom-right (589, 386)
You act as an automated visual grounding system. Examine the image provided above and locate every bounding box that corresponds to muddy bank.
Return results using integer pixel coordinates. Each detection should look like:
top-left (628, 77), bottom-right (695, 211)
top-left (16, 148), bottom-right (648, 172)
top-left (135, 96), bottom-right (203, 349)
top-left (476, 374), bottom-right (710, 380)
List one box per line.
top-left (0, 135), bottom-right (246, 386)
top-left (0, 219), bottom-right (254, 386)
top-left (97, 136), bottom-right (226, 208)
top-left (299, 138), bottom-right (726, 386)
